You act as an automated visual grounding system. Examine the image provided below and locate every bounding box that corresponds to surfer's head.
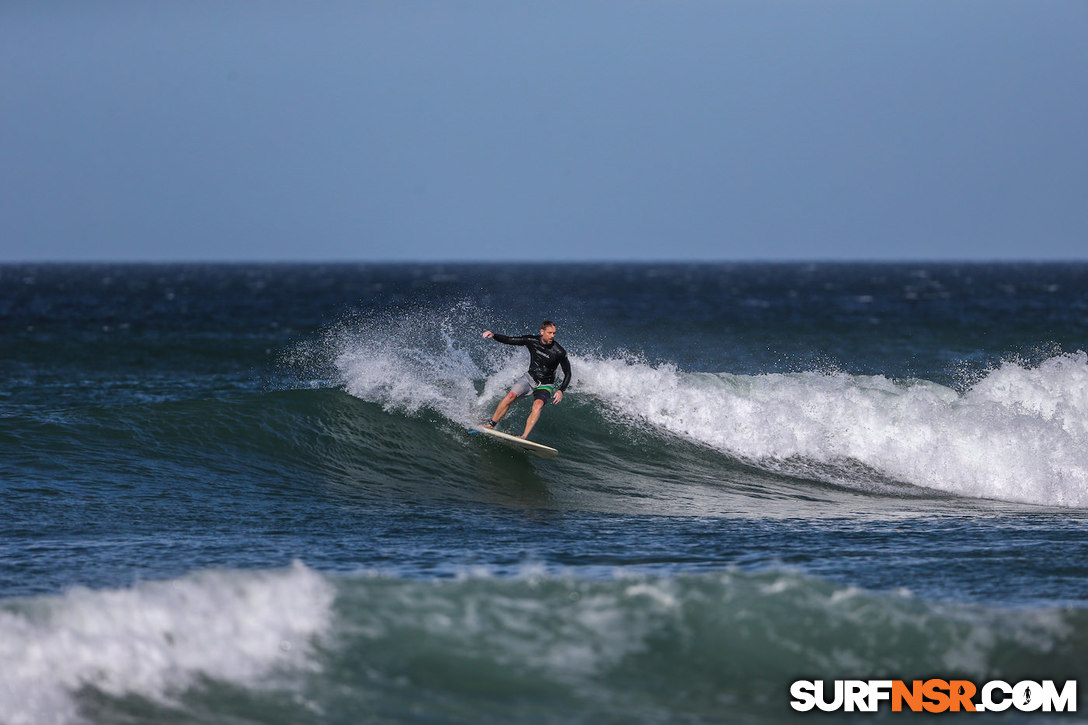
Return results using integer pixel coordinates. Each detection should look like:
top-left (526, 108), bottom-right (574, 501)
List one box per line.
top-left (540, 321), bottom-right (557, 344)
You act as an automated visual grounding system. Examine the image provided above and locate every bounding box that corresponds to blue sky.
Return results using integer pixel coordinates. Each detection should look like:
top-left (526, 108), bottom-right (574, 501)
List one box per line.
top-left (2, 1), bottom-right (1086, 262)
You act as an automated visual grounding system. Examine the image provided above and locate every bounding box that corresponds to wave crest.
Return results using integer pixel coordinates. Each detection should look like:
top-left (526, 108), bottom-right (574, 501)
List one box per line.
top-left (579, 352), bottom-right (1088, 507)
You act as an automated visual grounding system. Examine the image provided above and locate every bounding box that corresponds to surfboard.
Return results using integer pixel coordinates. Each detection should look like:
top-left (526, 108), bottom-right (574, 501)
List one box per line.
top-left (472, 426), bottom-right (559, 458)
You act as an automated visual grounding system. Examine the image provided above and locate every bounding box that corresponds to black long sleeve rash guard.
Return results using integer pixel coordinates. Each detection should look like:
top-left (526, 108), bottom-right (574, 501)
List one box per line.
top-left (491, 334), bottom-right (572, 390)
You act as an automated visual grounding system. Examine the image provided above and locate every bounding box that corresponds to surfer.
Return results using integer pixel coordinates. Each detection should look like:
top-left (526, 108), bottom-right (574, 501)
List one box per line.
top-left (481, 320), bottom-right (571, 439)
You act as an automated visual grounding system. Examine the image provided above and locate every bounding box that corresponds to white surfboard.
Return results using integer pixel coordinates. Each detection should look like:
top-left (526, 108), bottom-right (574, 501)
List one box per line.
top-left (473, 426), bottom-right (559, 458)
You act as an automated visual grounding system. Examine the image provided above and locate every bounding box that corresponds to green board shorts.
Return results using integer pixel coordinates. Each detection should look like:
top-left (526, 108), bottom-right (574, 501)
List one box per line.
top-left (511, 373), bottom-right (558, 402)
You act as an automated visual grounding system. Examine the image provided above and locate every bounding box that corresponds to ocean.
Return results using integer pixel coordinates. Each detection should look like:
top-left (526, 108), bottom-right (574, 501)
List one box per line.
top-left (2, 262), bottom-right (1087, 724)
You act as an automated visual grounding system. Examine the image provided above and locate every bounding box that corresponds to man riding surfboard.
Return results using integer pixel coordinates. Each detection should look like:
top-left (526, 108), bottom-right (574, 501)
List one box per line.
top-left (482, 320), bottom-right (571, 440)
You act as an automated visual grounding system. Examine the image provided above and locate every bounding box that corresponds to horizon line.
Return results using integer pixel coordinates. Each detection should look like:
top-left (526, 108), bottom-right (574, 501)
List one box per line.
top-left (2, 257), bottom-right (1088, 266)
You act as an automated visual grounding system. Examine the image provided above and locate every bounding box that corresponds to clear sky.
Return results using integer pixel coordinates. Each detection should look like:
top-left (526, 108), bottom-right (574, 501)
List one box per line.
top-left (2, 1), bottom-right (1086, 262)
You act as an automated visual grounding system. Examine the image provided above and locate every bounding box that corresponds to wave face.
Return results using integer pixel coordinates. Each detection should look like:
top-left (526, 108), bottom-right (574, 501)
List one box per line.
top-left (3, 563), bottom-right (1084, 725)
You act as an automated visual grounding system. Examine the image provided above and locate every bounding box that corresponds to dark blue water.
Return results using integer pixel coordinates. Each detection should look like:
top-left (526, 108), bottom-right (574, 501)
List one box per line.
top-left (2, 263), bottom-right (1087, 723)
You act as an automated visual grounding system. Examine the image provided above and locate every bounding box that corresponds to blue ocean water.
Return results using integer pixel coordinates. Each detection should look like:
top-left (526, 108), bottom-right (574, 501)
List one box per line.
top-left (2, 263), bottom-right (1087, 723)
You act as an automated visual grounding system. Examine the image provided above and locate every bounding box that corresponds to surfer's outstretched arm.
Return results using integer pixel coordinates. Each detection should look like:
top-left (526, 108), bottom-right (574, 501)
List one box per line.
top-left (483, 331), bottom-right (533, 346)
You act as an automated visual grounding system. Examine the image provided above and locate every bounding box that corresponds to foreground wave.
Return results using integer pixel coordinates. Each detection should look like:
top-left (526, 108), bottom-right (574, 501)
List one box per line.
top-left (2, 562), bottom-right (1083, 724)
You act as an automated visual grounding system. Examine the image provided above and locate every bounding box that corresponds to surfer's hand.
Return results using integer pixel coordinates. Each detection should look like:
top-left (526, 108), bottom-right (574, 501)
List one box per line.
top-left (482, 330), bottom-right (493, 339)
top-left (552, 390), bottom-right (563, 405)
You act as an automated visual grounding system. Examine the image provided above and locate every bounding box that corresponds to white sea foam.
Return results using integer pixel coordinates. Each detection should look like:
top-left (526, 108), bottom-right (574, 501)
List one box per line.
top-left (577, 351), bottom-right (1088, 508)
top-left (0, 562), bottom-right (334, 725)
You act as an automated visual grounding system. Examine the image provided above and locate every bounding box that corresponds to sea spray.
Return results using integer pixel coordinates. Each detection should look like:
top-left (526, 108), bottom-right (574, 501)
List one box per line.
top-left (327, 300), bottom-right (560, 427)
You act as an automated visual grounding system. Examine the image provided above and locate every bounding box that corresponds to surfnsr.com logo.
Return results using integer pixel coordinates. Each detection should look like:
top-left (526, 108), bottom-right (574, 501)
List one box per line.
top-left (790, 679), bottom-right (1077, 713)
